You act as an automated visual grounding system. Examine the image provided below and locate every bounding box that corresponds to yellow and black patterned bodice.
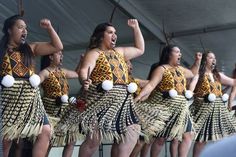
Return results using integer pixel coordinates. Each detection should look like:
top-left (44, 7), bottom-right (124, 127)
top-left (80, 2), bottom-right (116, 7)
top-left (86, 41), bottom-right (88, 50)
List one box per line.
top-left (41, 69), bottom-right (69, 98)
top-left (1, 50), bottom-right (34, 78)
top-left (194, 74), bottom-right (222, 97)
top-left (90, 49), bottom-right (129, 84)
top-left (156, 66), bottom-right (186, 94)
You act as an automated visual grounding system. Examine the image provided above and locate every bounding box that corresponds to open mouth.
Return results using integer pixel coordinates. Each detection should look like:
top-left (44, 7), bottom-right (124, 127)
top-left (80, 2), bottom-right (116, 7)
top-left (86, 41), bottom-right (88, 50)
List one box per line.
top-left (211, 62), bottom-right (216, 69)
top-left (59, 58), bottom-right (63, 64)
top-left (111, 38), bottom-right (116, 46)
top-left (21, 34), bottom-right (27, 44)
top-left (177, 57), bottom-right (181, 62)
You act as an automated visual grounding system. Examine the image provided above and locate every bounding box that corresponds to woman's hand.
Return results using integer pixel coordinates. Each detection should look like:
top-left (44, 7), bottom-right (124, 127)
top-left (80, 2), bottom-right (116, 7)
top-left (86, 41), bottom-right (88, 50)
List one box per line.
top-left (40, 19), bottom-right (52, 30)
top-left (228, 102), bottom-right (233, 111)
top-left (134, 92), bottom-right (150, 103)
top-left (127, 19), bottom-right (139, 29)
top-left (195, 52), bottom-right (202, 63)
top-left (83, 79), bottom-right (92, 91)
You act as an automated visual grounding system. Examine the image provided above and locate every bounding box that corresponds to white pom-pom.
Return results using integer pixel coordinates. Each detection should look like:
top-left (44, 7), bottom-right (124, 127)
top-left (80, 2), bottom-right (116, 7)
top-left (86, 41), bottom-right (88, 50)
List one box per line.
top-left (61, 94), bottom-right (69, 103)
top-left (208, 93), bottom-right (216, 102)
top-left (102, 80), bottom-right (113, 91)
top-left (1, 75), bottom-right (15, 87)
top-left (127, 82), bottom-right (138, 93)
top-left (29, 74), bottom-right (41, 87)
top-left (185, 90), bottom-right (193, 99)
top-left (169, 89), bottom-right (178, 99)
top-left (69, 97), bottom-right (77, 104)
top-left (222, 93), bottom-right (229, 102)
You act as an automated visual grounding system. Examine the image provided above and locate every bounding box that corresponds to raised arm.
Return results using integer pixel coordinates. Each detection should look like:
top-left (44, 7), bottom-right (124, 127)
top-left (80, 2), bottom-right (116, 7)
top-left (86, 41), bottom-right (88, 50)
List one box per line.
top-left (182, 66), bottom-right (194, 79)
top-left (188, 74), bottom-right (199, 92)
top-left (30, 19), bottom-right (63, 56)
top-left (115, 19), bottom-right (145, 60)
top-left (190, 52), bottom-right (202, 75)
top-left (183, 52), bottom-right (202, 79)
top-left (134, 66), bottom-right (164, 102)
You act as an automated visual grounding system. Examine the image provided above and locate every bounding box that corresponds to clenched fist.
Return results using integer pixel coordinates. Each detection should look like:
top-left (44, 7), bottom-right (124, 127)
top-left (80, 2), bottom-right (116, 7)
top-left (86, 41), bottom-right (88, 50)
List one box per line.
top-left (40, 19), bottom-right (52, 29)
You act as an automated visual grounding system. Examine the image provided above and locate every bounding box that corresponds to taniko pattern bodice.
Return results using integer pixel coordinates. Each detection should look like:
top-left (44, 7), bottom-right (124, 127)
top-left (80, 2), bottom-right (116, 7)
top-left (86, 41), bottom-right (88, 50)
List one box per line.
top-left (156, 66), bottom-right (186, 95)
top-left (41, 68), bottom-right (69, 98)
top-left (90, 49), bottom-right (129, 85)
top-left (1, 50), bottom-right (34, 78)
top-left (194, 73), bottom-right (222, 97)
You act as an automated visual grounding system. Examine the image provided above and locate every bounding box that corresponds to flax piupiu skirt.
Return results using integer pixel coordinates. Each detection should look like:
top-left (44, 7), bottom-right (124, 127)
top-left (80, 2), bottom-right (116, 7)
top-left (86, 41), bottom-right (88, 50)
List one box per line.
top-left (43, 97), bottom-right (83, 146)
top-left (138, 91), bottom-right (193, 141)
top-left (190, 97), bottom-right (236, 142)
top-left (134, 92), bottom-right (170, 141)
top-left (51, 103), bottom-right (85, 146)
top-left (0, 80), bottom-right (47, 141)
top-left (79, 84), bottom-right (140, 142)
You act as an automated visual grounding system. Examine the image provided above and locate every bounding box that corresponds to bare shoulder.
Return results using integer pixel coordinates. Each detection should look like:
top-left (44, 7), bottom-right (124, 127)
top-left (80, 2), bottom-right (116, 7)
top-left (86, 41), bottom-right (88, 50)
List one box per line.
top-left (39, 68), bottom-right (49, 77)
top-left (178, 65), bottom-right (186, 70)
top-left (82, 48), bottom-right (101, 65)
top-left (219, 72), bottom-right (225, 76)
top-left (60, 68), bottom-right (67, 72)
top-left (154, 65), bottom-right (165, 73)
top-left (179, 66), bottom-right (190, 73)
top-left (114, 47), bottom-right (124, 55)
top-left (60, 68), bottom-right (72, 73)
top-left (86, 48), bottom-right (101, 56)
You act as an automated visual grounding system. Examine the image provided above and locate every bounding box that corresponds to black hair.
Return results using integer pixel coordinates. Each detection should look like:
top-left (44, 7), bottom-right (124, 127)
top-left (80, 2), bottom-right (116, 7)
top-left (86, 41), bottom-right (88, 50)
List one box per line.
top-left (88, 22), bottom-right (114, 50)
top-left (40, 55), bottom-right (51, 70)
top-left (0, 15), bottom-right (33, 72)
top-left (199, 51), bottom-right (220, 81)
top-left (158, 44), bottom-right (178, 66)
top-left (146, 45), bottom-right (178, 80)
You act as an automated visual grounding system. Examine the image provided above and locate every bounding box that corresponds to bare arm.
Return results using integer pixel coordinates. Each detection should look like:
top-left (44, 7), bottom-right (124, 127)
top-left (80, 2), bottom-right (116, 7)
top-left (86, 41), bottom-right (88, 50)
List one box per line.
top-left (183, 52), bottom-right (202, 79)
top-left (188, 74), bottom-right (199, 92)
top-left (62, 68), bottom-right (78, 79)
top-left (190, 52), bottom-right (202, 75)
top-left (220, 72), bottom-right (236, 87)
top-left (79, 49), bottom-right (99, 83)
top-left (134, 66), bottom-right (164, 102)
top-left (228, 86), bottom-right (236, 110)
top-left (75, 54), bottom-right (85, 74)
top-left (182, 66), bottom-right (194, 79)
top-left (38, 69), bottom-right (49, 83)
top-left (115, 19), bottom-right (145, 61)
top-left (136, 79), bottom-right (149, 88)
top-left (30, 19), bottom-right (63, 56)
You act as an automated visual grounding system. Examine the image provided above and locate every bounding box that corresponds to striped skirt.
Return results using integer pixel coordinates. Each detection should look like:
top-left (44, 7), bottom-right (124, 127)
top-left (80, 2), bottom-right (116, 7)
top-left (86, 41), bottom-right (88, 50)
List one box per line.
top-left (134, 92), bottom-right (170, 141)
top-left (141, 91), bottom-right (193, 141)
top-left (52, 104), bottom-right (85, 146)
top-left (0, 80), bottom-right (46, 140)
top-left (42, 97), bottom-right (68, 118)
top-left (190, 97), bottom-right (236, 142)
top-left (79, 84), bottom-right (139, 142)
top-left (42, 97), bottom-right (81, 146)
